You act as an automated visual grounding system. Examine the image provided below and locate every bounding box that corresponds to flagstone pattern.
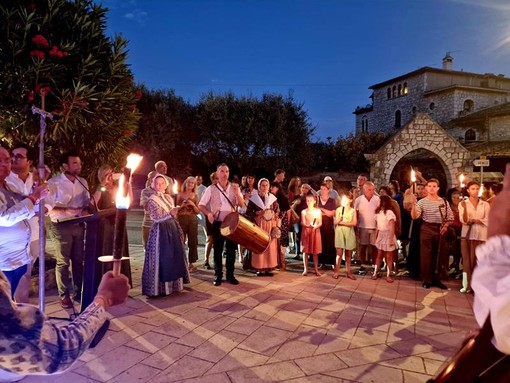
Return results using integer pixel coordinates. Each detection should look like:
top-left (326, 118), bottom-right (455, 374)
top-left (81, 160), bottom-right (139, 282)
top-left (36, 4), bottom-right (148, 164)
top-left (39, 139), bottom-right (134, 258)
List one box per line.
top-left (20, 244), bottom-right (476, 383)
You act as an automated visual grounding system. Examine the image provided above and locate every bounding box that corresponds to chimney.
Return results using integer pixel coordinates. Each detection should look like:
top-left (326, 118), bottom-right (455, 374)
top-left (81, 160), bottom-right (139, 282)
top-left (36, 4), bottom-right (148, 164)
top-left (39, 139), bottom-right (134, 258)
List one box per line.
top-left (442, 52), bottom-right (453, 70)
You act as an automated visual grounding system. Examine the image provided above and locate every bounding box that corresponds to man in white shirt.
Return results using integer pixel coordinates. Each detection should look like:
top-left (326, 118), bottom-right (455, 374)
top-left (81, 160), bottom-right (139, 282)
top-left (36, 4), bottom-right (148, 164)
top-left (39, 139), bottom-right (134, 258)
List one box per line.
top-left (199, 164), bottom-right (245, 286)
top-left (5, 144), bottom-right (50, 303)
top-left (354, 181), bottom-right (380, 274)
top-left (47, 151), bottom-right (91, 309)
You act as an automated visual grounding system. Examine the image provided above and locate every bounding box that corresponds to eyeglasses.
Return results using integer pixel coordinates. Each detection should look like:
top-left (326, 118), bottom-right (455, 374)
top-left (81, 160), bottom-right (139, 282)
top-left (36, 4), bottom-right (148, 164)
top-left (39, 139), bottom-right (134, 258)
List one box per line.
top-left (12, 154), bottom-right (27, 160)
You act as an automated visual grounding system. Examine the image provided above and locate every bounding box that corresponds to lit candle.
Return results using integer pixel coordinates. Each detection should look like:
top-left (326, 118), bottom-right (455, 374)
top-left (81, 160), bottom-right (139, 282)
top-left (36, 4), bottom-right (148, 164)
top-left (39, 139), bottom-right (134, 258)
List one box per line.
top-left (112, 153), bottom-right (143, 276)
top-left (311, 209), bottom-right (320, 227)
top-left (410, 167), bottom-right (416, 194)
top-left (340, 195), bottom-right (348, 216)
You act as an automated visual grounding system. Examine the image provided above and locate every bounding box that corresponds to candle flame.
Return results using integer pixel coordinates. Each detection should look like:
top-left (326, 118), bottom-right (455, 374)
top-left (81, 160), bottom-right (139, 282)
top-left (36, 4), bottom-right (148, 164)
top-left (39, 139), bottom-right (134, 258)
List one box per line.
top-left (126, 153), bottom-right (143, 172)
top-left (341, 195), bottom-right (348, 207)
top-left (410, 167), bottom-right (416, 183)
top-left (459, 173), bottom-right (465, 188)
top-left (116, 174), bottom-right (130, 209)
top-left (172, 180), bottom-right (179, 195)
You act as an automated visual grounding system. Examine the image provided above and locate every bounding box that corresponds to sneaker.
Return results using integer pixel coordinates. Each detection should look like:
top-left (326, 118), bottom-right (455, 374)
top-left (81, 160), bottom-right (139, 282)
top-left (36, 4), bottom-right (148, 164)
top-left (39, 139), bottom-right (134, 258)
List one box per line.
top-left (60, 295), bottom-right (74, 309)
top-left (358, 266), bottom-right (366, 275)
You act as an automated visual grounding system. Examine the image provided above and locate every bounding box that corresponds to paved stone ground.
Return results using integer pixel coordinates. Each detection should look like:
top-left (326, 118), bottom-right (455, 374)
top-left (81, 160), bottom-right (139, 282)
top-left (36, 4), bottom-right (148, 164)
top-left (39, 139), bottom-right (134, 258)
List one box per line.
top-left (19, 240), bottom-right (477, 383)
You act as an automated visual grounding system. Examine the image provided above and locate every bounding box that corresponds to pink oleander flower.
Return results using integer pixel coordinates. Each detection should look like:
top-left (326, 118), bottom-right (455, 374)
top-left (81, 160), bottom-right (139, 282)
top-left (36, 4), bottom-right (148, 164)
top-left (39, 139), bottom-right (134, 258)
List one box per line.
top-left (31, 34), bottom-right (49, 48)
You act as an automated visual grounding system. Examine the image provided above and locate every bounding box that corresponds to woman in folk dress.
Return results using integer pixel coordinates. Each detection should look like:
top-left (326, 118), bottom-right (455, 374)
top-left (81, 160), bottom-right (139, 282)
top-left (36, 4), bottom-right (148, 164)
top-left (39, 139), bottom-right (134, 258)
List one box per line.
top-left (143, 174), bottom-right (190, 297)
top-left (246, 178), bottom-right (280, 276)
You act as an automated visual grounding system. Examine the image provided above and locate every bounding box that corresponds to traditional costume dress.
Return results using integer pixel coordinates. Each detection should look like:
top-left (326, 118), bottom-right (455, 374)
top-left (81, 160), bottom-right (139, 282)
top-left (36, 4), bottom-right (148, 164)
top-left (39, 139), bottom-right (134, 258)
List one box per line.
top-left (142, 191), bottom-right (190, 297)
top-left (246, 193), bottom-right (280, 271)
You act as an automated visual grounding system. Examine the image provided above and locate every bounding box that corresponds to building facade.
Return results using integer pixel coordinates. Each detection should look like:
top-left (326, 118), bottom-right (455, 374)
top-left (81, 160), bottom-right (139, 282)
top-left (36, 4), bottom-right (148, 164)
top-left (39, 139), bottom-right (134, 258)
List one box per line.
top-left (354, 55), bottom-right (510, 190)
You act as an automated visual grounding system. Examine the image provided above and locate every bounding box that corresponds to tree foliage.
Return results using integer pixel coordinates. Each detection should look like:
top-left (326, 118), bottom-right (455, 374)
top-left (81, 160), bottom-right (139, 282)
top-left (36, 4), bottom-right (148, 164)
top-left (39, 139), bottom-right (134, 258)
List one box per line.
top-left (0, 0), bottom-right (139, 178)
top-left (194, 92), bottom-right (315, 175)
top-left (131, 86), bottom-right (197, 179)
top-left (333, 132), bottom-right (389, 173)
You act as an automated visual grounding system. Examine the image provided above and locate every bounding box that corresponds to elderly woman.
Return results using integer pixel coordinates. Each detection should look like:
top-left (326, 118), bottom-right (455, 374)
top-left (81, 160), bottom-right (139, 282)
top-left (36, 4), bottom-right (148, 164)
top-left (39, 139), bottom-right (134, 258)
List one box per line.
top-left (142, 174), bottom-right (190, 297)
top-left (246, 178), bottom-right (280, 276)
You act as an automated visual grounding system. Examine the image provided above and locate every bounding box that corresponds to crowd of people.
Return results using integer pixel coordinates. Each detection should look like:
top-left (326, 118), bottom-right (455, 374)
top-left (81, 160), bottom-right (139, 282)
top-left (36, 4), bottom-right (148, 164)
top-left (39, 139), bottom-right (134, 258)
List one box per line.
top-left (1, 142), bottom-right (509, 379)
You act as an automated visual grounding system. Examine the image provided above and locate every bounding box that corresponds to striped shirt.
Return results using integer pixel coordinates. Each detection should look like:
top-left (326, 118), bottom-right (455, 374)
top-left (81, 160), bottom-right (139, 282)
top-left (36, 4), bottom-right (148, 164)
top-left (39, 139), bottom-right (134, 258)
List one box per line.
top-left (415, 197), bottom-right (453, 224)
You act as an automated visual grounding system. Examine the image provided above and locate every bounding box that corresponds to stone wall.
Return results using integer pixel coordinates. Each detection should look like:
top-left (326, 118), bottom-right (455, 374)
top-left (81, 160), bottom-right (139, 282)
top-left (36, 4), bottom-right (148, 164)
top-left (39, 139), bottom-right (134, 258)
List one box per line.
top-left (490, 115), bottom-right (510, 141)
top-left (367, 113), bottom-right (473, 188)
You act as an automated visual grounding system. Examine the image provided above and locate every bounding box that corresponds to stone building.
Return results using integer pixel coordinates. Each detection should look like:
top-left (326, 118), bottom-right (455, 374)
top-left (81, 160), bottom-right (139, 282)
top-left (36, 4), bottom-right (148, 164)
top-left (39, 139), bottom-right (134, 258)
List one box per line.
top-left (354, 55), bottom-right (510, 191)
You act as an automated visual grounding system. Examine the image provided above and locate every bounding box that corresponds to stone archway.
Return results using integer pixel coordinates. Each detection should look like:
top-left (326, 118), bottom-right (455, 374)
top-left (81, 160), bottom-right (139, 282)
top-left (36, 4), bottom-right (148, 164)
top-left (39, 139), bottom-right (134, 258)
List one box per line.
top-left (389, 149), bottom-right (448, 194)
top-left (366, 113), bottom-right (472, 189)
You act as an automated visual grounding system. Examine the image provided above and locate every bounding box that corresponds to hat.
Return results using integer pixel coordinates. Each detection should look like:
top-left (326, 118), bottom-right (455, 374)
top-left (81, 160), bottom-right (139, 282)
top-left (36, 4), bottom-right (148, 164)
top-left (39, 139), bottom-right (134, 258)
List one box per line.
top-left (324, 176), bottom-right (333, 181)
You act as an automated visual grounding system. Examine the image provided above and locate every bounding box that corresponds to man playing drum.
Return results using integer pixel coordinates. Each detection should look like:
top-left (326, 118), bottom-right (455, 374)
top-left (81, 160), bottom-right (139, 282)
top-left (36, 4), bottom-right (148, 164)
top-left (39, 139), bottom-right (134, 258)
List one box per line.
top-left (199, 163), bottom-right (246, 286)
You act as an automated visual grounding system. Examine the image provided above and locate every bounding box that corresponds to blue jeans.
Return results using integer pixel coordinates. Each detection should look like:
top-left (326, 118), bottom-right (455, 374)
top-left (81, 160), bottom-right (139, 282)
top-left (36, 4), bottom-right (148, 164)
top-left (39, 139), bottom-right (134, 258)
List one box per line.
top-left (3, 264), bottom-right (28, 299)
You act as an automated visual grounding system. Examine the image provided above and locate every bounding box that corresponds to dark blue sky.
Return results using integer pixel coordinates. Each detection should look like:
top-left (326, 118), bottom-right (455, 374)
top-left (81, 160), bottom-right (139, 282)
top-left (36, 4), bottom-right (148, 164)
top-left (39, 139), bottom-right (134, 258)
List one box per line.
top-left (100, 0), bottom-right (510, 141)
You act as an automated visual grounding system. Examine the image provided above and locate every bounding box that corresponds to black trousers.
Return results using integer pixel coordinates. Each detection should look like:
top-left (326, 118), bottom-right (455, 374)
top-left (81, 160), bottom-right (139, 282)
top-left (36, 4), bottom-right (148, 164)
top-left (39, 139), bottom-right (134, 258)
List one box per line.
top-left (420, 222), bottom-right (447, 284)
top-left (212, 221), bottom-right (236, 279)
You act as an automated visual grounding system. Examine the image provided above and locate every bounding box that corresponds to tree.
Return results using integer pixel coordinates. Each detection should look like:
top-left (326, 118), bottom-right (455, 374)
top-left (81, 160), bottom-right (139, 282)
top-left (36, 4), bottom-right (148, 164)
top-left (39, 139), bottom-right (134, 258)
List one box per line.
top-left (333, 132), bottom-right (388, 173)
top-left (195, 92), bottom-right (314, 175)
top-left (131, 86), bottom-right (197, 180)
top-left (0, 0), bottom-right (139, 178)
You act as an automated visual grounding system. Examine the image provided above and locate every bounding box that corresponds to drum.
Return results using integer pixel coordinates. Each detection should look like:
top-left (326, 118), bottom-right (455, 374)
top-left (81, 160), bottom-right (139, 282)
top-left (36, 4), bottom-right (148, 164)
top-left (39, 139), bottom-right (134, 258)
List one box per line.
top-left (220, 212), bottom-right (270, 254)
top-left (427, 317), bottom-right (510, 383)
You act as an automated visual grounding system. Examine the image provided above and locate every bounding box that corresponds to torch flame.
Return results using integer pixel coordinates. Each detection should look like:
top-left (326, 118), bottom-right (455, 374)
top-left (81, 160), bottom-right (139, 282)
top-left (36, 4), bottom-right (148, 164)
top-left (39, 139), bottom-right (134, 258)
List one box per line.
top-left (126, 153), bottom-right (143, 173)
top-left (411, 167), bottom-right (416, 183)
top-left (115, 174), bottom-right (130, 209)
top-left (459, 173), bottom-right (465, 188)
top-left (341, 195), bottom-right (348, 207)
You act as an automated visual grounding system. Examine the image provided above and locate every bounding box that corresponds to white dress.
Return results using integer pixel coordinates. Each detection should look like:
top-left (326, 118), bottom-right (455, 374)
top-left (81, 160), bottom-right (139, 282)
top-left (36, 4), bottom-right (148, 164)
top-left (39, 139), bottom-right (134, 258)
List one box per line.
top-left (375, 210), bottom-right (397, 252)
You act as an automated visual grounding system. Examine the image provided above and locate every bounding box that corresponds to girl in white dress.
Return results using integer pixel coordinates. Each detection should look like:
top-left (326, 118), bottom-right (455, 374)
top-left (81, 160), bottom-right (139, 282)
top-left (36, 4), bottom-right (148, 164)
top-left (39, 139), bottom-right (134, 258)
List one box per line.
top-left (373, 195), bottom-right (397, 283)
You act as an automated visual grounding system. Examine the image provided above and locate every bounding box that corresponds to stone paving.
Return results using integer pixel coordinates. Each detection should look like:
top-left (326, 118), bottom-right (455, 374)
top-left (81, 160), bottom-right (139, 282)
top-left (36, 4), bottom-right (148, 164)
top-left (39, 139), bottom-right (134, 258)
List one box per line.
top-left (21, 244), bottom-right (477, 383)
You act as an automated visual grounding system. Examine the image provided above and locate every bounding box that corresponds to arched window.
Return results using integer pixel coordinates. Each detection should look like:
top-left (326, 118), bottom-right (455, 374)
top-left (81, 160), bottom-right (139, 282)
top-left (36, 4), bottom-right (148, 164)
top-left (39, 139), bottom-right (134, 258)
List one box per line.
top-left (398, 84), bottom-right (402, 96)
top-left (403, 82), bottom-right (408, 94)
top-left (465, 129), bottom-right (476, 141)
top-left (429, 102), bottom-right (435, 110)
top-left (464, 99), bottom-right (474, 112)
top-left (392, 86), bottom-right (396, 98)
top-left (395, 110), bottom-right (402, 128)
top-left (387, 88), bottom-right (391, 99)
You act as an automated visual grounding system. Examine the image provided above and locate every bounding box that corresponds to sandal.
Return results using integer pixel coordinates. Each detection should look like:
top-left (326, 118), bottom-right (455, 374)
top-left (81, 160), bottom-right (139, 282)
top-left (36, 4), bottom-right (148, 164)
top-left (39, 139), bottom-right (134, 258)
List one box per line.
top-left (371, 274), bottom-right (378, 280)
top-left (332, 273), bottom-right (339, 279)
top-left (386, 276), bottom-right (394, 283)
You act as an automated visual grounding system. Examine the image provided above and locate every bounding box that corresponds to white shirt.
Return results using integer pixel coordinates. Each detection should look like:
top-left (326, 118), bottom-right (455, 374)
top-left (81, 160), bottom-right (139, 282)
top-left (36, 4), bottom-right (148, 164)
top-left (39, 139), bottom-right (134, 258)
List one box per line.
top-left (199, 183), bottom-right (238, 221)
top-left (6, 172), bottom-right (42, 241)
top-left (472, 235), bottom-right (510, 354)
top-left (47, 173), bottom-right (90, 222)
top-left (6, 172), bottom-right (34, 196)
top-left (0, 188), bottom-right (34, 271)
top-left (458, 199), bottom-right (490, 241)
top-left (354, 194), bottom-right (380, 229)
top-left (376, 209), bottom-right (396, 231)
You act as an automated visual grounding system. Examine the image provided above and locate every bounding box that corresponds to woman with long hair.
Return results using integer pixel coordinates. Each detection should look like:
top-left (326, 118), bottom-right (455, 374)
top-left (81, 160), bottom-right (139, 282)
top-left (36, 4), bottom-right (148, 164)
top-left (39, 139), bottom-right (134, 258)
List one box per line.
top-left (373, 195), bottom-right (398, 283)
top-left (176, 176), bottom-right (201, 272)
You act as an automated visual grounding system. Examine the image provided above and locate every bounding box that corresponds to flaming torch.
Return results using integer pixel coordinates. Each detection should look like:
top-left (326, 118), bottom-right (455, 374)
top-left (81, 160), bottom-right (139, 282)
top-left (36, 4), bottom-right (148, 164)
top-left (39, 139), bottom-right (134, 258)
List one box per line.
top-left (411, 167), bottom-right (416, 194)
top-left (459, 173), bottom-right (466, 199)
top-left (112, 153), bottom-right (143, 276)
